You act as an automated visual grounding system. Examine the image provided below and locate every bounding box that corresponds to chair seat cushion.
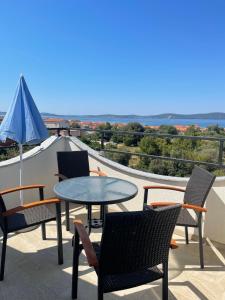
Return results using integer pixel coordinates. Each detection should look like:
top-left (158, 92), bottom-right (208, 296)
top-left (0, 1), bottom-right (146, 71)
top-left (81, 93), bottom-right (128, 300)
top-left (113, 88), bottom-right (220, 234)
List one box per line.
top-left (92, 243), bottom-right (163, 293)
top-left (6, 203), bottom-right (56, 232)
top-left (176, 208), bottom-right (197, 227)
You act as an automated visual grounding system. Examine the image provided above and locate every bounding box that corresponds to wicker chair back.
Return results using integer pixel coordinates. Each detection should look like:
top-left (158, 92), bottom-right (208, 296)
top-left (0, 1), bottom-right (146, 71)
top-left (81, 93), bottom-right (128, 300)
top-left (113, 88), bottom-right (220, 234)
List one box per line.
top-left (57, 151), bottom-right (90, 180)
top-left (184, 166), bottom-right (215, 207)
top-left (99, 205), bottom-right (181, 275)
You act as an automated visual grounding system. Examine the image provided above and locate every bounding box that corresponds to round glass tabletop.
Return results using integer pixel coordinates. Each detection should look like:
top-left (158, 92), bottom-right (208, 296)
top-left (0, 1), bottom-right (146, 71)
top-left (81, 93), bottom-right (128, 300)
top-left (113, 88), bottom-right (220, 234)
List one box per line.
top-left (54, 176), bottom-right (138, 205)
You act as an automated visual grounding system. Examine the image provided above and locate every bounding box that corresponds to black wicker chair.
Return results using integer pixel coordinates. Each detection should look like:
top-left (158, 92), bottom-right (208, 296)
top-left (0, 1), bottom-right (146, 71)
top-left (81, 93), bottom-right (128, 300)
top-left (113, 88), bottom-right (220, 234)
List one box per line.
top-left (56, 151), bottom-right (106, 231)
top-left (143, 165), bottom-right (216, 269)
top-left (0, 184), bottom-right (63, 281)
top-left (72, 205), bottom-right (181, 300)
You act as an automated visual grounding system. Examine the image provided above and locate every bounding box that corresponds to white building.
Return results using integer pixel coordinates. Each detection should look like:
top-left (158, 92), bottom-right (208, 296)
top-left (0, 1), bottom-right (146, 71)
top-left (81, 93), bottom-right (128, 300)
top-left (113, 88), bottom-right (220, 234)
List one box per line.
top-left (44, 118), bottom-right (69, 129)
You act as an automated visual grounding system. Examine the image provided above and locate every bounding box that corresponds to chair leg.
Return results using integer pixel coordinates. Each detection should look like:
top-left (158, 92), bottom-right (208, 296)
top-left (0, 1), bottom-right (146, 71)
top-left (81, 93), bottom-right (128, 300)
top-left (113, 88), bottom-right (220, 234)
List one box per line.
top-left (98, 292), bottom-right (103, 300)
top-left (198, 223), bottom-right (204, 269)
top-left (65, 201), bottom-right (70, 231)
top-left (56, 203), bottom-right (63, 265)
top-left (72, 232), bottom-right (80, 299)
top-left (185, 226), bottom-right (189, 244)
top-left (98, 282), bottom-right (104, 300)
top-left (0, 234), bottom-right (7, 281)
top-left (41, 223), bottom-right (46, 240)
top-left (162, 261), bottom-right (168, 300)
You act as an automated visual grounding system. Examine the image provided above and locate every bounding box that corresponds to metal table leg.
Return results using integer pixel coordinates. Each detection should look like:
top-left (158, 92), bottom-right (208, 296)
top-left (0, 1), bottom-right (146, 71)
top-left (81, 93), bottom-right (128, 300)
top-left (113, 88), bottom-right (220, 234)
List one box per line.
top-left (87, 205), bottom-right (92, 234)
top-left (100, 205), bottom-right (107, 227)
top-left (65, 201), bottom-right (70, 231)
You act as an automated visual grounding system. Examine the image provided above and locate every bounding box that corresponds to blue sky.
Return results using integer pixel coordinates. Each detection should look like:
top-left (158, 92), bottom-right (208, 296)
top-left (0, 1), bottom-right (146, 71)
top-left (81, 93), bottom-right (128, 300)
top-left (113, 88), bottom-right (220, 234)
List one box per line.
top-left (0, 0), bottom-right (224, 115)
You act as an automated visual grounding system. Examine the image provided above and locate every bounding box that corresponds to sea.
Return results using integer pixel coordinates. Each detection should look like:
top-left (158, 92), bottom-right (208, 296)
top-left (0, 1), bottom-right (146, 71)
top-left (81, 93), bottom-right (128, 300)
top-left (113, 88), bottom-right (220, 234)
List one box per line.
top-left (1, 112), bottom-right (225, 128)
top-left (45, 115), bottom-right (225, 128)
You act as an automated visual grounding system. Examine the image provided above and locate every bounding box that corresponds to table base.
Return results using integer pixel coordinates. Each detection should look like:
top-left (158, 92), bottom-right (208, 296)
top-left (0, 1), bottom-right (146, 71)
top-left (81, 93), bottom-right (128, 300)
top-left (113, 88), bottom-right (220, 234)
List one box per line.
top-left (65, 202), bottom-right (108, 233)
top-left (87, 205), bottom-right (108, 234)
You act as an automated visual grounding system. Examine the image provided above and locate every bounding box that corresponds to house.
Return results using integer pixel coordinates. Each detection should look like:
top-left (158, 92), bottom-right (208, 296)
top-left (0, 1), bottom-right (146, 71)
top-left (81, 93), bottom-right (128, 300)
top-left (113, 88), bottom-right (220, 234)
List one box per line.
top-left (44, 118), bottom-right (70, 129)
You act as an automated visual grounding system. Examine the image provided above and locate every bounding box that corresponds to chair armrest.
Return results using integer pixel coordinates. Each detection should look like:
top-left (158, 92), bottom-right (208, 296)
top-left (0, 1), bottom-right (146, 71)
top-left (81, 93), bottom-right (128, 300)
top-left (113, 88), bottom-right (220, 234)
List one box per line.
top-left (54, 173), bottom-right (68, 180)
top-left (182, 204), bottom-right (207, 212)
top-left (2, 198), bottom-right (60, 217)
top-left (0, 184), bottom-right (46, 196)
top-left (90, 170), bottom-right (107, 176)
top-left (149, 202), bottom-right (207, 213)
top-left (170, 239), bottom-right (178, 249)
top-left (74, 220), bottom-right (99, 268)
top-left (144, 185), bottom-right (186, 193)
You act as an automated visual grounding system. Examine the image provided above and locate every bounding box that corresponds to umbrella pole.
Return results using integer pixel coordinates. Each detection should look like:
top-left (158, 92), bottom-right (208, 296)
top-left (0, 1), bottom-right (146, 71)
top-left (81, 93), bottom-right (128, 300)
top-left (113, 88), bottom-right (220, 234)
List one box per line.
top-left (17, 144), bottom-right (37, 233)
top-left (19, 144), bottom-right (23, 204)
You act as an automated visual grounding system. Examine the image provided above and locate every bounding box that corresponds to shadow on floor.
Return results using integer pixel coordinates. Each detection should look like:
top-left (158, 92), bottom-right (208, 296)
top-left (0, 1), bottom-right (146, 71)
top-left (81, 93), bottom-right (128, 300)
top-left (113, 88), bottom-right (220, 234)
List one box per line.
top-left (0, 204), bottom-right (224, 300)
top-left (0, 232), bottom-right (180, 300)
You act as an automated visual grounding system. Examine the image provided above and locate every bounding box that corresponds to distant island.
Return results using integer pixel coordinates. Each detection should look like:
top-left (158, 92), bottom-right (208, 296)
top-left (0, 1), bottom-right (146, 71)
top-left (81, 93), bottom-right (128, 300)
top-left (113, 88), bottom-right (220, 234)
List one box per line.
top-left (40, 112), bottom-right (225, 120)
top-left (1, 111), bottom-right (225, 121)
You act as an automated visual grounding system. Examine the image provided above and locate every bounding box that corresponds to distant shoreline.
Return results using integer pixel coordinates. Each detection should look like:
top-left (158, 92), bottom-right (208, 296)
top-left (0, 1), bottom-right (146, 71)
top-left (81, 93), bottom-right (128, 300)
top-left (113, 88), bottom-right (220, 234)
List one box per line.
top-left (44, 115), bottom-right (225, 128)
top-left (1, 112), bottom-right (225, 128)
top-left (1, 111), bottom-right (225, 120)
top-left (40, 112), bottom-right (225, 120)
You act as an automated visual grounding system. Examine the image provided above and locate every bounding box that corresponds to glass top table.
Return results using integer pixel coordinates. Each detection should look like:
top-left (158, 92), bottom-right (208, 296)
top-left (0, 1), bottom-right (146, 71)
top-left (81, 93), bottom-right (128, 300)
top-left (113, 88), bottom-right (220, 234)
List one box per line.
top-left (54, 176), bottom-right (138, 232)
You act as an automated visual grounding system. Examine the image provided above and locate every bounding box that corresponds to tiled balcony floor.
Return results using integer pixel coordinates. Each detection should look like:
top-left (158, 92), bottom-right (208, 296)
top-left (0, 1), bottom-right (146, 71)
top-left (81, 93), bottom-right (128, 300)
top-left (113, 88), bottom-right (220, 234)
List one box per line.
top-left (0, 205), bottom-right (225, 300)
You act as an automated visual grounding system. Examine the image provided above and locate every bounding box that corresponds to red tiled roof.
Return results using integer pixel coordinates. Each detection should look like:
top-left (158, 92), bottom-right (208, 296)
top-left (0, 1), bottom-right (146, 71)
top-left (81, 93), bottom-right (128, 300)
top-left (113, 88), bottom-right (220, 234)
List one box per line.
top-left (44, 118), bottom-right (68, 122)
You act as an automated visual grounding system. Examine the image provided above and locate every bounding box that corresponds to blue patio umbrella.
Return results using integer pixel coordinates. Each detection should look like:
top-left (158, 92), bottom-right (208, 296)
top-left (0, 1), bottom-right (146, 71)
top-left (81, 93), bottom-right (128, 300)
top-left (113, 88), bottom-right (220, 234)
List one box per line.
top-left (0, 75), bottom-right (48, 203)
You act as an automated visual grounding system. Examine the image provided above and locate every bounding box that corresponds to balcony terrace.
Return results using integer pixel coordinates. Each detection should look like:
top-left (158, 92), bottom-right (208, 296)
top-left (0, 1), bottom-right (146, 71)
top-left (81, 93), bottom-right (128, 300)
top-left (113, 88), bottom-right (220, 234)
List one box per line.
top-left (0, 135), bottom-right (225, 299)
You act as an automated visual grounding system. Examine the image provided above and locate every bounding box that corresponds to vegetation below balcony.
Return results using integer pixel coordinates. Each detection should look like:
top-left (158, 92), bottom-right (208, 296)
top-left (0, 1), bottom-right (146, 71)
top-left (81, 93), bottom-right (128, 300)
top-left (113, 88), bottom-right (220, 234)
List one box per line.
top-left (77, 122), bottom-right (225, 177)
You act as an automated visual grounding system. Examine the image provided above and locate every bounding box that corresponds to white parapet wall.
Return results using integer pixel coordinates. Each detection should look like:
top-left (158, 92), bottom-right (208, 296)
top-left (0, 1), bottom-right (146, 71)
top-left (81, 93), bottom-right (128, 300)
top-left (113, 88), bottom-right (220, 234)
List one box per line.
top-left (0, 135), bottom-right (225, 244)
top-left (0, 136), bottom-right (66, 209)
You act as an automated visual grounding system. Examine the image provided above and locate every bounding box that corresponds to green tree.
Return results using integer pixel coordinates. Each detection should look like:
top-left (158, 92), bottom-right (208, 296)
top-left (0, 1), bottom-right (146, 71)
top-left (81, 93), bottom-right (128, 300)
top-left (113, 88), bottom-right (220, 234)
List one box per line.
top-left (170, 138), bottom-right (195, 160)
top-left (79, 134), bottom-right (101, 151)
top-left (96, 122), bottom-right (112, 142)
top-left (158, 125), bottom-right (178, 135)
top-left (123, 122), bottom-right (144, 146)
top-left (207, 125), bottom-right (225, 136)
top-left (107, 152), bottom-right (130, 166)
top-left (138, 136), bottom-right (158, 171)
top-left (111, 125), bottom-right (124, 143)
top-left (104, 143), bottom-right (130, 166)
top-left (144, 127), bottom-right (157, 133)
top-left (139, 136), bottom-right (160, 155)
top-left (148, 159), bottom-right (174, 176)
top-left (185, 125), bottom-right (201, 136)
